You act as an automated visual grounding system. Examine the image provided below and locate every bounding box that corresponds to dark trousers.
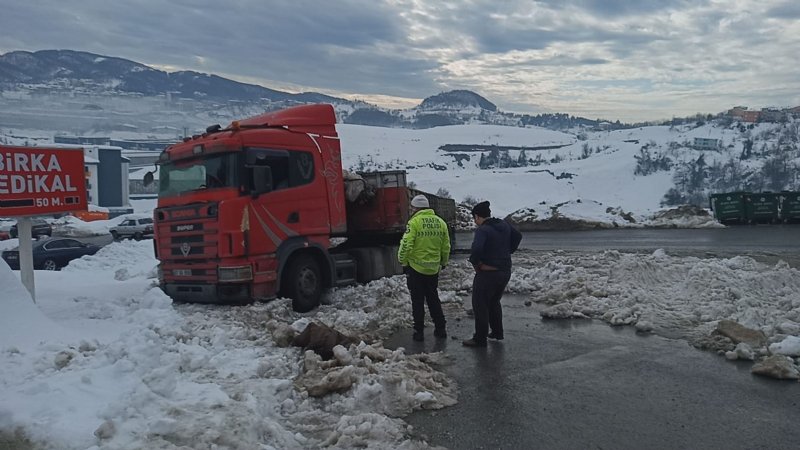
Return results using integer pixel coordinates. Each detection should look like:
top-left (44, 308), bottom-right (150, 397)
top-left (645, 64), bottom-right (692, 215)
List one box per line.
top-left (472, 270), bottom-right (511, 342)
top-left (407, 268), bottom-right (446, 332)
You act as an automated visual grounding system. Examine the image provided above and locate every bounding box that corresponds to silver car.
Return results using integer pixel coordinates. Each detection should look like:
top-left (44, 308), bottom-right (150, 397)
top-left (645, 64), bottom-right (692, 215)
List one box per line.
top-left (110, 217), bottom-right (154, 240)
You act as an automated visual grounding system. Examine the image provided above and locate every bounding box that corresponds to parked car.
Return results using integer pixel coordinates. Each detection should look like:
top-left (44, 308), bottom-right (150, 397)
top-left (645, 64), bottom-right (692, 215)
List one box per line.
top-left (1, 238), bottom-right (101, 271)
top-left (109, 217), bottom-right (154, 240)
top-left (10, 219), bottom-right (53, 239)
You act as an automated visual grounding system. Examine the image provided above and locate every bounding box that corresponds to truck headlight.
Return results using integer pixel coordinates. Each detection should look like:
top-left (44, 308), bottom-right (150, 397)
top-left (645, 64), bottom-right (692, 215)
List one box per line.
top-left (218, 265), bottom-right (253, 282)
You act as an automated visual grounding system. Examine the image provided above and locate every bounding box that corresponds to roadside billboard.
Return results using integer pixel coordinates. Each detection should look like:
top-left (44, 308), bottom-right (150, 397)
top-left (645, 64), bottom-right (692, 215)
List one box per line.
top-left (0, 145), bottom-right (87, 217)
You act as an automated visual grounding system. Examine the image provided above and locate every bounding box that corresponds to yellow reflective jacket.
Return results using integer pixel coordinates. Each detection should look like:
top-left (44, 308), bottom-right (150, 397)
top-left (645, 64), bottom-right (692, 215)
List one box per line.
top-left (398, 209), bottom-right (450, 275)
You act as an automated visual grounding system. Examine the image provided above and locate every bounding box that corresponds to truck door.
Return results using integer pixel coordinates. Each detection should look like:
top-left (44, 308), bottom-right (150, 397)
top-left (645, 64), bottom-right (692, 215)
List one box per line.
top-left (245, 147), bottom-right (328, 249)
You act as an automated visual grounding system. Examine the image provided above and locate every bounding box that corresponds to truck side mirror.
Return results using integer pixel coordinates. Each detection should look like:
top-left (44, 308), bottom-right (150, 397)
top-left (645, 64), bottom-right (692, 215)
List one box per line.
top-left (252, 166), bottom-right (273, 197)
top-left (143, 171), bottom-right (155, 187)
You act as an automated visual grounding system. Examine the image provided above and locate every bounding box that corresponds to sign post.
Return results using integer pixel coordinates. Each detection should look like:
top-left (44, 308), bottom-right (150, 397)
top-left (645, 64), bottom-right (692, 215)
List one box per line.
top-left (18, 217), bottom-right (35, 301)
top-left (0, 145), bottom-right (87, 302)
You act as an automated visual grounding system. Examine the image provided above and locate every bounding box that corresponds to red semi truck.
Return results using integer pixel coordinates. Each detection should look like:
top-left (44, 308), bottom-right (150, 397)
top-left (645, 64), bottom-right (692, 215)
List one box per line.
top-left (149, 104), bottom-right (455, 312)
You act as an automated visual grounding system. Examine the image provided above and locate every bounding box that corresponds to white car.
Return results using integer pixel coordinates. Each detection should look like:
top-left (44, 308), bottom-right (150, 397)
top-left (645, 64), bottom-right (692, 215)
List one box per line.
top-left (110, 217), bottom-right (154, 240)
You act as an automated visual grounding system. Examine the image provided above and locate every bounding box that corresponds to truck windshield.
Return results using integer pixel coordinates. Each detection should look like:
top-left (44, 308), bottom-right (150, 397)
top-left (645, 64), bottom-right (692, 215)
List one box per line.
top-left (159, 153), bottom-right (239, 197)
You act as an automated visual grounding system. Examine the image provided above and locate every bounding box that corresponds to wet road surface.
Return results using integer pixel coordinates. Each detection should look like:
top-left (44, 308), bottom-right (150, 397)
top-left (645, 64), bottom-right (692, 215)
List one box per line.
top-left (386, 295), bottom-right (800, 450)
top-left (455, 225), bottom-right (800, 267)
top-left (455, 225), bottom-right (800, 253)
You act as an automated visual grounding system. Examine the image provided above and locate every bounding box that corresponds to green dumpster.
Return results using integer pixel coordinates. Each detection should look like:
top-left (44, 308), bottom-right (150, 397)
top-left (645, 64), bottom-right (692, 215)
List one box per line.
top-left (779, 191), bottom-right (800, 222)
top-left (744, 192), bottom-right (780, 223)
top-left (709, 192), bottom-right (746, 223)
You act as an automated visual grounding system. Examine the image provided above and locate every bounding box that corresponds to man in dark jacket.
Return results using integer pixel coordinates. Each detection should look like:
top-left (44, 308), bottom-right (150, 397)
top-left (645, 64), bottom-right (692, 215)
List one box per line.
top-left (463, 201), bottom-right (522, 347)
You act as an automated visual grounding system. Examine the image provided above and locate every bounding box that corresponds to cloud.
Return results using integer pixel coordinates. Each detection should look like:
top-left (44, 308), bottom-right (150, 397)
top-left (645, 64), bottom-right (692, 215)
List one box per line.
top-left (1, 0), bottom-right (798, 122)
top-left (765, 1), bottom-right (800, 19)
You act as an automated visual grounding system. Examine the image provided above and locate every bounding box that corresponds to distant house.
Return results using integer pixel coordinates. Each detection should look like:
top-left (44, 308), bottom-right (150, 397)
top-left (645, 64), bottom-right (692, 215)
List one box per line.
top-left (693, 138), bottom-right (719, 150)
top-left (728, 106), bottom-right (748, 118)
top-left (727, 106), bottom-right (760, 123)
top-left (740, 111), bottom-right (760, 123)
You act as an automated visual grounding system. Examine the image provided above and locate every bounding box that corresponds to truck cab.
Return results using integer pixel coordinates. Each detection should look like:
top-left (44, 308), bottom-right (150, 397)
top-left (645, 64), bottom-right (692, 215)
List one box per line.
top-left (152, 104), bottom-right (454, 312)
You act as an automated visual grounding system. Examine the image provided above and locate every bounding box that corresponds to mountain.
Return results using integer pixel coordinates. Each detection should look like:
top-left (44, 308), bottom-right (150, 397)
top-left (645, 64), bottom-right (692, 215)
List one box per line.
top-left (0, 50), bottom-right (344, 104)
top-left (418, 90), bottom-right (497, 112)
top-left (0, 49), bottom-right (612, 132)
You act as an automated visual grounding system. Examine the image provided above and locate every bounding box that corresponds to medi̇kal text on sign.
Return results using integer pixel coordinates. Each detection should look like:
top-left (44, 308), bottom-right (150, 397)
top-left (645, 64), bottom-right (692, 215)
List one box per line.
top-left (0, 146), bottom-right (87, 216)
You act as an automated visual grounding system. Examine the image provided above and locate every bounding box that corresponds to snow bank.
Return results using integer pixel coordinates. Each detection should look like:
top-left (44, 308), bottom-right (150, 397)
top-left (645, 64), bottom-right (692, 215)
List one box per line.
top-left (0, 241), bottom-right (452, 449)
top-left (52, 215), bottom-right (120, 237)
top-left (505, 202), bottom-right (723, 231)
top-left (0, 261), bottom-right (81, 350)
top-left (499, 249), bottom-right (800, 368)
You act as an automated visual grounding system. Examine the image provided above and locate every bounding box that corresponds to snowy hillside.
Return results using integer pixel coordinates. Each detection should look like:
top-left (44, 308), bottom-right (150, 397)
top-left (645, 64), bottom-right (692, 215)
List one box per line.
top-left (3, 115), bottom-right (798, 228)
top-left (337, 118), bottom-right (800, 223)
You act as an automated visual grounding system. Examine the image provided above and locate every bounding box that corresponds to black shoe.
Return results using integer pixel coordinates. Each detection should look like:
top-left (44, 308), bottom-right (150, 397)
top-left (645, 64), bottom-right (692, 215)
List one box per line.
top-left (488, 332), bottom-right (504, 340)
top-left (434, 328), bottom-right (447, 338)
top-left (462, 338), bottom-right (487, 347)
top-left (413, 331), bottom-right (424, 342)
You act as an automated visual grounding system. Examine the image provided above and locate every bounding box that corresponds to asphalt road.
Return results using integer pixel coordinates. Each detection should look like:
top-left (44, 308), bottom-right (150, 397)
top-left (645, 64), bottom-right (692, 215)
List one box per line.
top-left (387, 296), bottom-right (800, 450)
top-left (455, 225), bottom-right (800, 268)
top-left (455, 225), bottom-right (800, 253)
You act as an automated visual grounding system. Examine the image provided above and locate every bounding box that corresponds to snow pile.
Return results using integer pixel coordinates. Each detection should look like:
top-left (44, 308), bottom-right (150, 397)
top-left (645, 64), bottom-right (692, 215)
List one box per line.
top-left (505, 249), bottom-right (800, 375)
top-left (644, 205), bottom-right (724, 229)
top-left (0, 259), bottom-right (81, 350)
top-left (0, 240), bottom-right (454, 449)
top-left (63, 239), bottom-right (157, 280)
top-left (506, 200), bottom-right (642, 230)
top-left (292, 344), bottom-right (456, 447)
top-left (505, 201), bottom-right (721, 230)
top-left (52, 215), bottom-right (121, 237)
top-left (0, 237), bottom-right (18, 252)
top-left (769, 336), bottom-right (800, 357)
top-left (0, 219), bottom-right (13, 232)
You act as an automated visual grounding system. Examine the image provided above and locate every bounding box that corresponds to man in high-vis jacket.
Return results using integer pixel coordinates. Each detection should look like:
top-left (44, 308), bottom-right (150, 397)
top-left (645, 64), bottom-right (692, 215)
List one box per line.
top-left (398, 194), bottom-right (451, 341)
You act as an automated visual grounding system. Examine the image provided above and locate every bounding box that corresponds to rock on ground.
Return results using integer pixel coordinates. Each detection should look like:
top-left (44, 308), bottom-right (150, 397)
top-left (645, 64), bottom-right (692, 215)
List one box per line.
top-left (751, 355), bottom-right (800, 380)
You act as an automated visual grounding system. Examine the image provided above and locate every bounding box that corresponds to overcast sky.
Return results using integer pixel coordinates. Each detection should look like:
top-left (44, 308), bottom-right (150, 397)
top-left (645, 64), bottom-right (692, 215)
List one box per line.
top-left (2, 0), bottom-right (799, 122)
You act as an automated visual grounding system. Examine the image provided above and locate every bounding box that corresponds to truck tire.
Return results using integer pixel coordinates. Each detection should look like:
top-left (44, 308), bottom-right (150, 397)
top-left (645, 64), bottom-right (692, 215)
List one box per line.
top-left (283, 254), bottom-right (322, 313)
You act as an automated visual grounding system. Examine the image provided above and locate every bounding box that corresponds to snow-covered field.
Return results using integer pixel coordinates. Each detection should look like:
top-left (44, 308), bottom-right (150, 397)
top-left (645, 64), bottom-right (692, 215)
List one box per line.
top-left (2, 231), bottom-right (800, 448)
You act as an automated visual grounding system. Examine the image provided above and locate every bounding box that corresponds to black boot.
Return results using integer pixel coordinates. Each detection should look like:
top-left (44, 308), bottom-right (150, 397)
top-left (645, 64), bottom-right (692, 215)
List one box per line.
top-left (462, 338), bottom-right (487, 347)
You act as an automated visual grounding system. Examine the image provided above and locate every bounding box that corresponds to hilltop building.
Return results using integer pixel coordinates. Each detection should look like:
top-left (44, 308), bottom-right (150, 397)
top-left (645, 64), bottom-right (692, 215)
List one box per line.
top-left (693, 138), bottom-right (719, 150)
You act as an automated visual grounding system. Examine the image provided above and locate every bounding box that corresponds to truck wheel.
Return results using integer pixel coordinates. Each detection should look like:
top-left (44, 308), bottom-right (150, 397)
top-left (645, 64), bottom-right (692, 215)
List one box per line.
top-left (283, 254), bottom-right (322, 313)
